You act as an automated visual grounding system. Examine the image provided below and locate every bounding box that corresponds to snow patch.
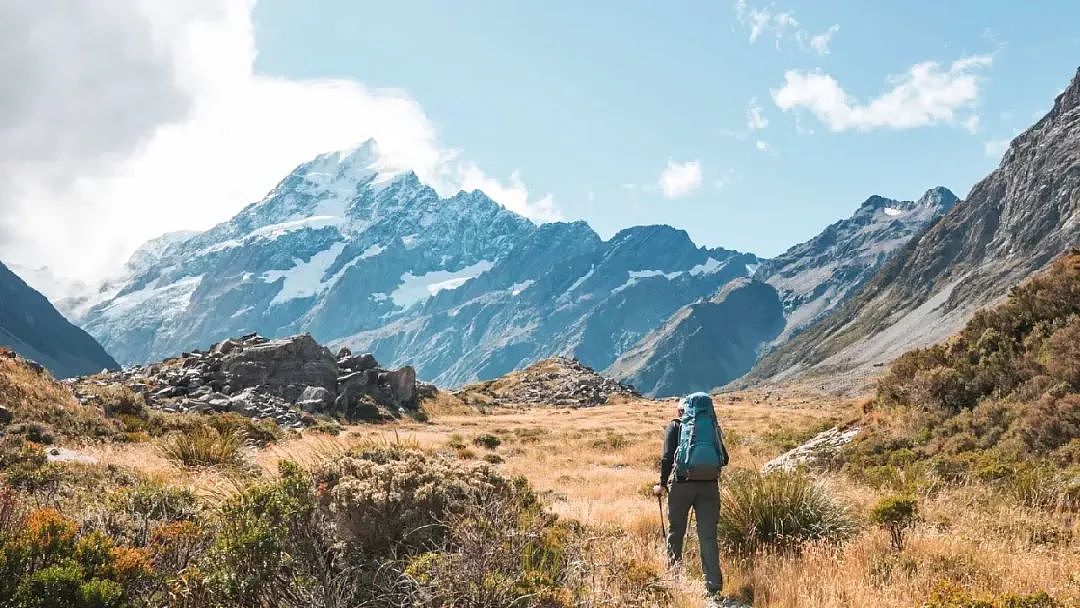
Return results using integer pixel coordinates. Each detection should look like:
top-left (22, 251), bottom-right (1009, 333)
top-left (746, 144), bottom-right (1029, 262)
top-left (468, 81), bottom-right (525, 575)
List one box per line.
top-left (262, 242), bottom-right (347, 306)
top-left (629, 269), bottom-right (684, 280)
top-left (688, 257), bottom-right (723, 276)
top-left (250, 215), bottom-right (340, 239)
top-left (360, 244), bottom-right (385, 259)
top-left (883, 207), bottom-right (904, 217)
top-left (99, 276), bottom-right (203, 319)
top-left (390, 260), bottom-right (493, 308)
top-left (401, 234), bottom-right (419, 248)
top-left (566, 265), bottom-right (595, 294)
top-left (509, 280), bottom-right (534, 296)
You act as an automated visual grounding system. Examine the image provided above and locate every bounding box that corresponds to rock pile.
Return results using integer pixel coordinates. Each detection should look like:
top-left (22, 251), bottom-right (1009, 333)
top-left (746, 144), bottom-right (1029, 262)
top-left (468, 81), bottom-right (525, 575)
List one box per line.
top-left (458, 356), bottom-right (640, 408)
top-left (71, 333), bottom-right (424, 427)
top-left (762, 426), bottom-right (860, 472)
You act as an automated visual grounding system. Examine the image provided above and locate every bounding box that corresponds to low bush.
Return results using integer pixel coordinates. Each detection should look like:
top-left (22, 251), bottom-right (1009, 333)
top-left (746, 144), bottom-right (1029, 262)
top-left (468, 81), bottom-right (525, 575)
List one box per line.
top-left (315, 445), bottom-right (534, 557)
top-left (868, 495), bottom-right (918, 551)
top-left (716, 468), bottom-right (856, 555)
top-left (472, 433), bottom-right (502, 450)
top-left (923, 580), bottom-right (1061, 608)
top-left (0, 504), bottom-right (152, 607)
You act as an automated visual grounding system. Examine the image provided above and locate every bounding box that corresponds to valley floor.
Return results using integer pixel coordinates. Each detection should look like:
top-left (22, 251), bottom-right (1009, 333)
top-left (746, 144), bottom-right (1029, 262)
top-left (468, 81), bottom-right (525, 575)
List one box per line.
top-left (81, 387), bottom-right (1078, 607)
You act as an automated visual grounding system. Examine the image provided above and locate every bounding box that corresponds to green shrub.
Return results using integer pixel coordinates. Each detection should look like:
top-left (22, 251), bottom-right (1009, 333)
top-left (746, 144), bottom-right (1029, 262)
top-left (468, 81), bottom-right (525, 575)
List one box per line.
top-left (159, 427), bottom-right (248, 469)
top-left (923, 580), bottom-right (1060, 608)
top-left (472, 433), bottom-right (502, 450)
top-left (716, 468), bottom-right (856, 555)
top-left (868, 495), bottom-right (918, 550)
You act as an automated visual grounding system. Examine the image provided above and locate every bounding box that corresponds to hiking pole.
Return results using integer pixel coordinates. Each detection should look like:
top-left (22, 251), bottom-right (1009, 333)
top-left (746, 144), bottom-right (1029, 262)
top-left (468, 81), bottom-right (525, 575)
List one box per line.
top-left (657, 494), bottom-right (667, 539)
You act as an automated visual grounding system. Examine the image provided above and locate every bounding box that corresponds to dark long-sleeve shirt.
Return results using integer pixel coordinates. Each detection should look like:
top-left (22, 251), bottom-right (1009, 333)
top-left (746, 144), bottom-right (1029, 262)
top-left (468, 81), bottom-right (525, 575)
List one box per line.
top-left (659, 420), bottom-right (680, 487)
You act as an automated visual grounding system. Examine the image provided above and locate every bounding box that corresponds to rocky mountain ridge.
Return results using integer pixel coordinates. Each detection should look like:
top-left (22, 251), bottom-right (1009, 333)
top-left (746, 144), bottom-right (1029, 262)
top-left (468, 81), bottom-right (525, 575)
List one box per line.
top-left (745, 67), bottom-right (1080, 387)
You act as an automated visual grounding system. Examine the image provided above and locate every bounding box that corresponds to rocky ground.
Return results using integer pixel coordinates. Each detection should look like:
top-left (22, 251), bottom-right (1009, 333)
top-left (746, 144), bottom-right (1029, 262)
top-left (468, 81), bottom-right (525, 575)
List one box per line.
top-left (454, 356), bottom-right (640, 408)
top-left (70, 333), bottom-right (428, 427)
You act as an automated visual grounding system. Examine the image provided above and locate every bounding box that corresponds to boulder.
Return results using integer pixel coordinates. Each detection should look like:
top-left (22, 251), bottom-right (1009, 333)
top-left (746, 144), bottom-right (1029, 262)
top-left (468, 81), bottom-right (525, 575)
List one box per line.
top-left (0, 405), bottom-right (12, 425)
top-left (383, 366), bottom-right (416, 406)
top-left (297, 386), bottom-right (334, 412)
top-left (220, 334), bottom-right (337, 398)
top-left (339, 352), bottom-right (379, 372)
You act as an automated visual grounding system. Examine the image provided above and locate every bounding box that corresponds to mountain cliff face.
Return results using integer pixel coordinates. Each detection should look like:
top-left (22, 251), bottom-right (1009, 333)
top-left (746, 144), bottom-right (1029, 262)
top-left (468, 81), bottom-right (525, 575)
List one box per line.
top-left (0, 262), bottom-right (118, 378)
top-left (79, 140), bottom-right (758, 386)
top-left (757, 187), bottom-right (957, 342)
top-left (606, 278), bottom-right (784, 396)
top-left (338, 223), bottom-right (757, 386)
top-left (602, 188), bottom-right (951, 397)
top-left (747, 67), bottom-right (1080, 385)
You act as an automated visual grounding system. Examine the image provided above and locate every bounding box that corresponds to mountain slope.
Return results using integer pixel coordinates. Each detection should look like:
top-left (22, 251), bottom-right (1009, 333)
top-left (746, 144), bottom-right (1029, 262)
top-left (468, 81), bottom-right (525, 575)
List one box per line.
top-left (746, 67), bottom-right (1080, 386)
top-left (0, 262), bottom-right (118, 378)
top-left (606, 278), bottom-right (784, 396)
top-left (757, 187), bottom-right (957, 342)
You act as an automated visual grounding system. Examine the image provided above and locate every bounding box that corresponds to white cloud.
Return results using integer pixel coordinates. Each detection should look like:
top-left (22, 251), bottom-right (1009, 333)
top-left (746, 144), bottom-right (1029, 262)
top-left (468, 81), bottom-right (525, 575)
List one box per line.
top-left (457, 165), bottom-right (560, 222)
top-left (658, 160), bottom-right (703, 199)
top-left (734, 1), bottom-right (838, 55)
top-left (808, 25), bottom-right (839, 55)
top-left (755, 140), bottom-right (770, 152)
top-left (0, 0), bottom-right (557, 282)
top-left (746, 98), bottom-right (769, 130)
top-left (771, 55), bottom-right (992, 132)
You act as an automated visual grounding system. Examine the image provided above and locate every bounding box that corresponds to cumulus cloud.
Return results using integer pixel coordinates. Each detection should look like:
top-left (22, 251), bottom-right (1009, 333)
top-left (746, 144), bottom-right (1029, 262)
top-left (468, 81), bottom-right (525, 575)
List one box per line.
top-left (0, 0), bottom-right (556, 283)
top-left (658, 160), bottom-right (703, 199)
top-left (771, 55), bottom-right (993, 132)
top-left (734, 0), bottom-right (838, 55)
top-left (808, 25), bottom-right (839, 55)
top-left (746, 98), bottom-right (769, 130)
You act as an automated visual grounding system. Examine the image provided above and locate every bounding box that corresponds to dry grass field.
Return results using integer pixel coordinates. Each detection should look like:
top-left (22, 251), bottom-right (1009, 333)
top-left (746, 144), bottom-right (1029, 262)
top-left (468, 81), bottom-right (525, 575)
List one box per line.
top-left (79, 385), bottom-right (1077, 607)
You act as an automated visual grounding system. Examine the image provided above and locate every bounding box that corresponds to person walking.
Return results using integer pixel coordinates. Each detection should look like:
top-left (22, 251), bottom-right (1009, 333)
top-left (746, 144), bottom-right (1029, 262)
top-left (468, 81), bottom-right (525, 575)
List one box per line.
top-left (653, 392), bottom-right (729, 598)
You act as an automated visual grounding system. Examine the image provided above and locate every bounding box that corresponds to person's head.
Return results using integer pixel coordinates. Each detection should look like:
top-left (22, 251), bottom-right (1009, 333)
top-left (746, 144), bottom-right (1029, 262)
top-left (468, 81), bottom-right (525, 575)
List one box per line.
top-left (673, 396), bottom-right (685, 416)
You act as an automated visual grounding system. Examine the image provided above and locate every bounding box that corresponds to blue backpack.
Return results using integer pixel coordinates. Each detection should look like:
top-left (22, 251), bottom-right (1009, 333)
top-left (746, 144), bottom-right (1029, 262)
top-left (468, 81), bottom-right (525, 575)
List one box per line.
top-left (675, 392), bottom-right (729, 480)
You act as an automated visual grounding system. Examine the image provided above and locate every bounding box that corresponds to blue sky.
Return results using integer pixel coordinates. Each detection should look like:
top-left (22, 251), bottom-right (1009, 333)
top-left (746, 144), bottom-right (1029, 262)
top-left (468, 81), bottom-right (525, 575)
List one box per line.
top-left (4, 2), bottom-right (1079, 284)
top-left (251, 0), bottom-right (1080, 257)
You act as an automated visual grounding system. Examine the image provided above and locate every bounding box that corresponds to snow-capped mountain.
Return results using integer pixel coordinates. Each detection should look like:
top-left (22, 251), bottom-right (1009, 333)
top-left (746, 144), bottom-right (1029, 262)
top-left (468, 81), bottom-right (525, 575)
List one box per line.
top-left (338, 223), bottom-right (758, 386)
top-left (600, 188), bottom-right (952, 397)
top-left (79, 140), bottom-right (759, 386)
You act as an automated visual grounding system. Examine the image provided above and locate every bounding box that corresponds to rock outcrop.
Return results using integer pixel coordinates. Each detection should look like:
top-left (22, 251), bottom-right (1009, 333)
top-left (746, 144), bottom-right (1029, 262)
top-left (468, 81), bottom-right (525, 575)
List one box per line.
top-left (456, 356), bottom-right (639, 408)
top-left (762, 426), bottom-right (860, 472)
top-left (72, 333), bottom-right (423, 427)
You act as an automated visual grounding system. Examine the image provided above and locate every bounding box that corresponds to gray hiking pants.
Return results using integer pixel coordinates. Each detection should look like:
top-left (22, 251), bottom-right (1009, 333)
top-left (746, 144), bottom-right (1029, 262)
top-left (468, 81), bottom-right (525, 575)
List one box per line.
top-left (667, 480), bottom-right (722, 594)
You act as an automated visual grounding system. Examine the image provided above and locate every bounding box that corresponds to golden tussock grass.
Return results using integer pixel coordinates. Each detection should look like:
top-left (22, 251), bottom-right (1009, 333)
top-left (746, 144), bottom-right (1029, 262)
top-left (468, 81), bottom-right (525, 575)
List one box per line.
top-left (85, 388), bottom-right (1078, 607)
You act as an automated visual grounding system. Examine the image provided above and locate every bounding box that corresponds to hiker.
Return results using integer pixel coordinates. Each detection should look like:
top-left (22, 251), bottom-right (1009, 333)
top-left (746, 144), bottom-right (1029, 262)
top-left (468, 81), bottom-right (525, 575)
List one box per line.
top-left (653, 392), bottom-right (729, 597)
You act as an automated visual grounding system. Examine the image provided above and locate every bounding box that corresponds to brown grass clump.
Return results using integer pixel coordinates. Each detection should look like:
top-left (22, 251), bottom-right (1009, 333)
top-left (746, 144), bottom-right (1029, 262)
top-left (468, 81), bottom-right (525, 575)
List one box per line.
top-left (159, 427), bottom-right (249, 469)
